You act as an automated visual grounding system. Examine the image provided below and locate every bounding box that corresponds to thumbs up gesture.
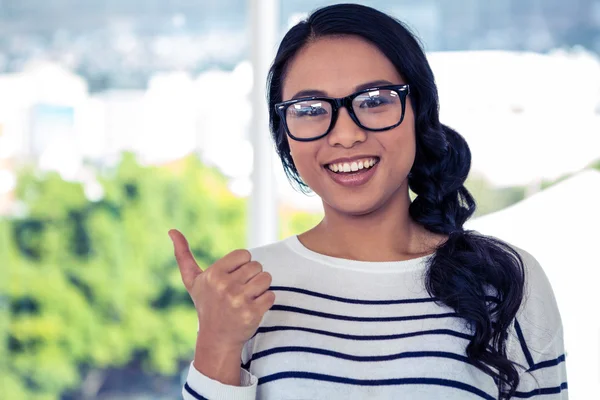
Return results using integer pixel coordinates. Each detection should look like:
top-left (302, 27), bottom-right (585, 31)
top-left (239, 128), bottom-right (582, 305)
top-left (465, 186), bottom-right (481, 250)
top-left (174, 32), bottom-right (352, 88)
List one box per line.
top-left (169, 229), bottom-right (276, 351)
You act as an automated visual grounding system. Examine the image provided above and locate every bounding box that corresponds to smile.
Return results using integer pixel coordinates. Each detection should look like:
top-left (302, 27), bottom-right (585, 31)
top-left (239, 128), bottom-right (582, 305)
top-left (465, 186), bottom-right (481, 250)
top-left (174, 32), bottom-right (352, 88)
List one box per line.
top-left (326, 157), bottom-right (379, 174)
top-left (324, 157), bottom-right (380, 187)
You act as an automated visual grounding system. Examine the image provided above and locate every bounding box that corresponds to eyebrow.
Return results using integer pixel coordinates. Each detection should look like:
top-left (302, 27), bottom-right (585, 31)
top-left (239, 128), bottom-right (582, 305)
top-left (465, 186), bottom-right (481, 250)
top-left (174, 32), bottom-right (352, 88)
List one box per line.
top-left (290, 79), bottom-right (395, 100)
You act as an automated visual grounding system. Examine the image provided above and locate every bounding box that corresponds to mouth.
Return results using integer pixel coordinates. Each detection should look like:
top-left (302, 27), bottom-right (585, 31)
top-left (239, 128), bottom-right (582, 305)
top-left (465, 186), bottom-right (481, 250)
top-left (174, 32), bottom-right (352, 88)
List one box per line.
top-left (324, 156), bottom-right (380, 174)
top-left (323, 157), bottom-right (380, 187)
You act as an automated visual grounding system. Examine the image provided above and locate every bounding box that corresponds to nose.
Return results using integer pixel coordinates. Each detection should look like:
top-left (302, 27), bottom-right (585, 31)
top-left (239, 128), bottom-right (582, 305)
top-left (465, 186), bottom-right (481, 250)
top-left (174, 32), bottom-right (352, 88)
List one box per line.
top-left (326, 106), bottom-right (367, 148)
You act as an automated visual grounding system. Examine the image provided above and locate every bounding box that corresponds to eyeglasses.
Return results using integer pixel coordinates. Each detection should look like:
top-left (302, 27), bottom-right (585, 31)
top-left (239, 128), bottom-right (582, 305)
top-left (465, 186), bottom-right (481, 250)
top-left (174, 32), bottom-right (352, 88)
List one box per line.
top-left (275, 84), bottom-right (410, 142)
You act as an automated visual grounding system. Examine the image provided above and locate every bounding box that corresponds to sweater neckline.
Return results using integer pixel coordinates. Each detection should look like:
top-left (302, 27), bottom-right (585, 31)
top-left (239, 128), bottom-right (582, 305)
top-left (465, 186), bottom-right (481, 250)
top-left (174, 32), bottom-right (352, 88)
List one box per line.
top-left (284, 235), bottom-right (434, 273)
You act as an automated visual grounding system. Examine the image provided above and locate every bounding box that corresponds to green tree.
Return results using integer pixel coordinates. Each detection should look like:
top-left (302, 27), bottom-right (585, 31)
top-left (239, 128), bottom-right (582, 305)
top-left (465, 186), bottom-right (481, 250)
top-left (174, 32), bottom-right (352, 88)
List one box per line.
top-left (464, 174), bottom-right (526, 217)
top-left (279, 205), bottom-right (323, 240)
top-left (1, 153), bottom-right (246, 399)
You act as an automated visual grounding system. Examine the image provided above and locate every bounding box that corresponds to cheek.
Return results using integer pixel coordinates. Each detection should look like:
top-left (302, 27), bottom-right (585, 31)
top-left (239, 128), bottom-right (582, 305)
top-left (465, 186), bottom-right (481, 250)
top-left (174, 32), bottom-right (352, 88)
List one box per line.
top-left (379, 125), bottom-right (417, 174)
top-left (288, 144), bottom-right (320, 182)
top-left (384, 105), bottom-right (416, 149)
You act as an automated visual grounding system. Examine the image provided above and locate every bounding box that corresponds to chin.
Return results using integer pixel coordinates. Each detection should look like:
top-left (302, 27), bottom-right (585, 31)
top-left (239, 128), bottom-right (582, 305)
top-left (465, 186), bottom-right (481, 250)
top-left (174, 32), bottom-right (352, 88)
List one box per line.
top-left (321, 181), bottom-right (409, 217)
top-left (324, 197), bottom-right (384, 217)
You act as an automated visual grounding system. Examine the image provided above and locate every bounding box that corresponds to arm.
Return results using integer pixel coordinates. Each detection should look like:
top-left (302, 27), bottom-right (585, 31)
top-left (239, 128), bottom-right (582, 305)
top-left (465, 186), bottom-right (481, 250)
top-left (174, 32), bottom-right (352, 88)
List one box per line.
top-left (182, 334), bottom-right (257, 400)
top-left (510, 323), bottom-right (568, 399)
top-left (169, 230), bottom-right (273, 400)
top-left (194, 333), bottom-right (245, 386)
top-left (505, 247), bottom-right (569, 399)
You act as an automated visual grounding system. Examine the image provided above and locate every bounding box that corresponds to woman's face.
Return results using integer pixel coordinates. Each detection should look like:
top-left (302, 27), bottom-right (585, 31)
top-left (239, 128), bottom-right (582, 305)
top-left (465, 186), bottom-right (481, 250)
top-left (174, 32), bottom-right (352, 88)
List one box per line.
top-left (282, 35), bottom-right (416, 216)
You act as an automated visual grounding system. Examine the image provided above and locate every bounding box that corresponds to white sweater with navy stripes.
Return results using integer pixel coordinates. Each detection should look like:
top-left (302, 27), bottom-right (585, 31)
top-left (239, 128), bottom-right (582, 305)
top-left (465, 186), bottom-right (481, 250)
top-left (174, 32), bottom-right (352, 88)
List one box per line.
top-left (182, 235), bottom-right (568, 400)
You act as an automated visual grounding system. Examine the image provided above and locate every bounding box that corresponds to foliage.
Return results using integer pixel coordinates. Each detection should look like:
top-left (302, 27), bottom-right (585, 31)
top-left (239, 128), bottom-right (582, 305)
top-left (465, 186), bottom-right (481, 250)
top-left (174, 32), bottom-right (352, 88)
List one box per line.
top-left (464, 174), bottom-right (526, 217)
top-left (279, 205), bottom-right (323, 240)
top-left (1, 153), bottom-right (246, 399)
top-left (587, 158), bottom-right (600, 172)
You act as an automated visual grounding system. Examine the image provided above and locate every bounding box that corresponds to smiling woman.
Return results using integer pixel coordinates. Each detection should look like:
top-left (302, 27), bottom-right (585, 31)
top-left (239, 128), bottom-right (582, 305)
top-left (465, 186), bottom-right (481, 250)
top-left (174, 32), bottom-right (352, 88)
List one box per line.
top-left (177, 3), bottom-right (568, 400)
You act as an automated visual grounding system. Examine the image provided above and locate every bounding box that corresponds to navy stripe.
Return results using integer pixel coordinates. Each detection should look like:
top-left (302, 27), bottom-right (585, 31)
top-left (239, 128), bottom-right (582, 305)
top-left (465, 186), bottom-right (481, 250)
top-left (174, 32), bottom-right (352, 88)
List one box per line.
top-left (512, 382), bottom-right (568, 398)
top-left (252, 325), bottom-right (473, 342)
top-left (515, 318), bottom-right (534, 368)
top-left (257, 372), bottom-right (495, 400)
top-left (271, 286), bottom-right (501, 306)
top-left (270, 286), bottom-right (438, 304)
top-left (251, 346), bottom-right (472, 365)
top-left (528, 354), bottom-right (566, 372)
top-left (183, 382), bottom-right (208, 400)
top-left (270, 304), bottom-right (458, 322)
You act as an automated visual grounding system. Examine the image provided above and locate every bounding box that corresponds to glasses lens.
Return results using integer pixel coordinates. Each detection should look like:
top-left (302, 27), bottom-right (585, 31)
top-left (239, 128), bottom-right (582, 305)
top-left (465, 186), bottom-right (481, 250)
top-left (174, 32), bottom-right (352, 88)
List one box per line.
top-left (285, 100), bottom-right (332, 139)
top-left (352, 89), bottom-right (403, 129)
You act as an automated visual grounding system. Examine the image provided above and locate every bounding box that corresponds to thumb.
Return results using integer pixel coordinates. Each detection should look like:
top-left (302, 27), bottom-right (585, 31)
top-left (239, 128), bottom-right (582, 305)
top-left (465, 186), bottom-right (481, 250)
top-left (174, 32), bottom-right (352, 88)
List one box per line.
top-left (169, 229), bottom-right (202, 291)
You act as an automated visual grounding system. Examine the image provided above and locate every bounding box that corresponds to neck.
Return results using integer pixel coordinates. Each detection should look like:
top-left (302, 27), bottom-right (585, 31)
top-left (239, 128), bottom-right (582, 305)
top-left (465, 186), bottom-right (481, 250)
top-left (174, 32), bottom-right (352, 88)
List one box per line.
top-left (302, 185), bottom-right (440, 262)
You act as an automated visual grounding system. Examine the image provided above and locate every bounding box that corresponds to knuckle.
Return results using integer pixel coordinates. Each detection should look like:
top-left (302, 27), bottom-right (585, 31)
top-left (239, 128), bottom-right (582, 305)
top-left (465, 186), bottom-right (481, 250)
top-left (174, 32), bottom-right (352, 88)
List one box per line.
top-left (227, 293), bottom-right (244, 309)
top-left (204, 270), bottom-right (217, 286)
top-left (215, 280), bottom-right (229, 296)
top-left (240, 310), bottom-right (255, 325)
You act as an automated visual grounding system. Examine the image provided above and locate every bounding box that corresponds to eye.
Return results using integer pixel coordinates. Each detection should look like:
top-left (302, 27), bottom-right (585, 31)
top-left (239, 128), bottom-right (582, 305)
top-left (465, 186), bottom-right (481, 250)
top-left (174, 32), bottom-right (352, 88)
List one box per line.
top-left (290, 102), bottom-right (329, 117)
top-left (358, 96), bottom-right (392, 109)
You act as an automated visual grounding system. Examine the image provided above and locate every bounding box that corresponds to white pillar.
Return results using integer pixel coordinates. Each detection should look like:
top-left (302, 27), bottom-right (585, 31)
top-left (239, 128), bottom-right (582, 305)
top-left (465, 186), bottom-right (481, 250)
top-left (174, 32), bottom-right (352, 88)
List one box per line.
top-left (248, 0), bottom-right (279, 248)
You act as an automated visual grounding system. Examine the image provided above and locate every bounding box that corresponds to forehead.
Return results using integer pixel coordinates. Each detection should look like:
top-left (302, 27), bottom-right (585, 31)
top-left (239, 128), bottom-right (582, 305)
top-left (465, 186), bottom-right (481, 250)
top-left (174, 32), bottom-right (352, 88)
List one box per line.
top-left (282, 35), bottom-right (404, 100)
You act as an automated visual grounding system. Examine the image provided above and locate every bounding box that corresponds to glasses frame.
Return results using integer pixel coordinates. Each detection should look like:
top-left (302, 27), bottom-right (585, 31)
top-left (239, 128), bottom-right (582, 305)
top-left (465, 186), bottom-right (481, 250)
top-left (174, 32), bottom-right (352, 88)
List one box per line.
top-left (274, 84), bottom-right (410, 142)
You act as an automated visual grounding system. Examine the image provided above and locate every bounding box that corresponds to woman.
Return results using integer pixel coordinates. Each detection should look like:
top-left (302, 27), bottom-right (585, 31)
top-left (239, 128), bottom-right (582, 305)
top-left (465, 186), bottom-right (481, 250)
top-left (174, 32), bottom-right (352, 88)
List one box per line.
top-left (171, 4), bottom-right (568, 399)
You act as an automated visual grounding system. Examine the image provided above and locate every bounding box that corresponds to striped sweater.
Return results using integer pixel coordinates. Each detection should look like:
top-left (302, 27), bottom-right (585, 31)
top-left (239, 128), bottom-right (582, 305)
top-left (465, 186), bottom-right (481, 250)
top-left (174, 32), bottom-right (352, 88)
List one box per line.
top-left (182, 235), bottom-right (568, 399)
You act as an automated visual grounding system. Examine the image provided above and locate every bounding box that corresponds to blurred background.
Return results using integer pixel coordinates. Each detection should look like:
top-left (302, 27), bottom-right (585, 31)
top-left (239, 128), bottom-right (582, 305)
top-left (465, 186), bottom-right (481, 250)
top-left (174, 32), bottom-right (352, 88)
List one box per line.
top-left (0, 0), bottom-right (599, 399)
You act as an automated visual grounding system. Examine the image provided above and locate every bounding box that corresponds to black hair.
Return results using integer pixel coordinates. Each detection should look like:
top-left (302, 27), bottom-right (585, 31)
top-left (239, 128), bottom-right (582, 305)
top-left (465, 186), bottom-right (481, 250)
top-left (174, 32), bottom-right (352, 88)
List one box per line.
top-left (267, 3), bottom-right (526, 398)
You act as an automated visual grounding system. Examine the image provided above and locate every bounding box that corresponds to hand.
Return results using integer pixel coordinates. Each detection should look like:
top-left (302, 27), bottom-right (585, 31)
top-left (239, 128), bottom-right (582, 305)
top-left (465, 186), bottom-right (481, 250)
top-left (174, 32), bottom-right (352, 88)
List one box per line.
top-left (169, 229), bottom-right (276, 351)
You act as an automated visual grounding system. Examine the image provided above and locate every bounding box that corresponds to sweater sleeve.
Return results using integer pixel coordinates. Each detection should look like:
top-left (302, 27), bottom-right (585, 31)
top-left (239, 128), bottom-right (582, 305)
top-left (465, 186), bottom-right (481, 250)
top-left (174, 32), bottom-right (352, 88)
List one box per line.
top-left (506, 248), bottom-right (569, 399)
top-left (510, 326), bottom-right (568, 399)
top-left (182, 361), bottom-right (258, 400)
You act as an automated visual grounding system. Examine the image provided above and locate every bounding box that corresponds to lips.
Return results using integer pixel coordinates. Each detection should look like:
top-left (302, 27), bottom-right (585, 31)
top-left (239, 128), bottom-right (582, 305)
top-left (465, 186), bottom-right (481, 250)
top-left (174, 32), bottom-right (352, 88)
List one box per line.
top-left (324, 158), bottom-right (380, 187)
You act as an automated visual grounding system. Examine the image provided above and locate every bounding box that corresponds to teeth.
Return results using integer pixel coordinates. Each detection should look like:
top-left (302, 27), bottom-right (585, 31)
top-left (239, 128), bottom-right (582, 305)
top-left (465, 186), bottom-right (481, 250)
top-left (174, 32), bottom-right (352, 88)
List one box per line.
top-left (327, 158), bottom-right (378, 173)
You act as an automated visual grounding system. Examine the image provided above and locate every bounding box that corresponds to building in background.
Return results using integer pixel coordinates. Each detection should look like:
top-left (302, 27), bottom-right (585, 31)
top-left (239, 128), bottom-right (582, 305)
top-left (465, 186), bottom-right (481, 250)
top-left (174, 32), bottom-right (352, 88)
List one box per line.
top-left (0, 0), bottom-right (599, 90)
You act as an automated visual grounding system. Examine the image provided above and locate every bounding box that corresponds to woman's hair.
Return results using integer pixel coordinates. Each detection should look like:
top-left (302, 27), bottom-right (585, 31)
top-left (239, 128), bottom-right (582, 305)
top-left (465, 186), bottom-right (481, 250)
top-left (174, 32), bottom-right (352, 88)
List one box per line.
top-left (267, 3), bottom-right (526, 398)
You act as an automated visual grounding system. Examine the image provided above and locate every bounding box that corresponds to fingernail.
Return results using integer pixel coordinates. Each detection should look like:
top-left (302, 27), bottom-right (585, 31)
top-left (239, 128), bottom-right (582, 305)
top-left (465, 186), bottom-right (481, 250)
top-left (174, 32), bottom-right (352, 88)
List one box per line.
top-left (168, 230), bottom-right (174, 241)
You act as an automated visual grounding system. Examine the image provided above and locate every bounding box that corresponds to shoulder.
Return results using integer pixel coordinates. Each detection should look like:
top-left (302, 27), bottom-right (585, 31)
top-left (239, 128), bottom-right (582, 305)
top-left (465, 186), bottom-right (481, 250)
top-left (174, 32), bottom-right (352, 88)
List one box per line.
top-left (509, 243), bottom-right (562, 331)
top-left (470, 231), bottom-right (565, 365)
top-left (472, 231), bottom-right (560, 326)
top-left (247, 236), bottom-right (296, 268)
top-left (498, 240), bottom-right (565, 367)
